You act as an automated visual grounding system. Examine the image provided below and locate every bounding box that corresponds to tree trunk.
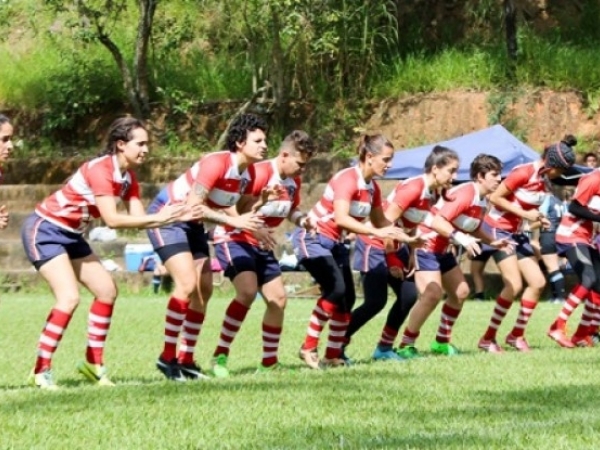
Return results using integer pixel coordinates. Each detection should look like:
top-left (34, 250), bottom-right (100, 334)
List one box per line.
top-left (97, 32), bottom-right (144, 119)
top-left (504, 0), bottom-right (518, 81)
top-left (268, 5), bottom-right (289, 128)
top-left (134, 0), bottom-right (158, 118)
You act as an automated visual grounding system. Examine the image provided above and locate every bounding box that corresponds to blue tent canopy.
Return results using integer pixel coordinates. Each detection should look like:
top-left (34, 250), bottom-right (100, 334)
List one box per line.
top-left (383, 124), bottom-right (540, 182)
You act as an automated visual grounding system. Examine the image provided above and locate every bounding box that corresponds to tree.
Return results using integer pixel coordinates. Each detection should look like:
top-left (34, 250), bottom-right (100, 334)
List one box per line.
top-left (45, 0), bottom-right (158, 119)
top-left (504, 0), bottom-right (518, 81)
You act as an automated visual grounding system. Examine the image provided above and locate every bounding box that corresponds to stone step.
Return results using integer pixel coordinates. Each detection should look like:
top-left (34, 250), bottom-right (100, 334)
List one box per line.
top-left (0, 269), bottom-right (157, 294)
top-left (0, 269), bottom-right (580, 301)
top-left (0, 237), bottom-right (149, 270)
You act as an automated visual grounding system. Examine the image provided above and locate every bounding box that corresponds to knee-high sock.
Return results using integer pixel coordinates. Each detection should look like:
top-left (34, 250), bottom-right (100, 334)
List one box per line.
top-left (35, 309), bottom-right (73, 373)
top-left (482, 296), bottom-right (513, 340)
top-left (85, 299), bottom-right (114, 365)
top-left (213, 299), bottom-right (250, 357)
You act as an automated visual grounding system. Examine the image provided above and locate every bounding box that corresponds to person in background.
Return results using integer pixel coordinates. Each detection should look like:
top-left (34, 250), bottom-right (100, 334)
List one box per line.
top-left (549, 165), bottom-right (600, 348)
top-left (210, 130), bottom-right (316, 376)
top-left (468, 252), bottom-right (493, 301)
top-left (468, 194), bottom-right (494, 301)
top-left (397, 154), bottom-right (512, 358)
top-left (537, 192), bottom-right (567, 304)
top-left (147, 113), bottom-right (266, 381)
top-left (292, 134), bottom-right (411, 369)
top-left (0, 114), bottom-right (13, 231)
top-left (138, 253), bottom-right (172, 294)
top-left (22, 117), bottom-right (199, 389)
top-left (478, 135), bottom-right (576, 353)
top-left (583, 152), bottom-right (598, 169)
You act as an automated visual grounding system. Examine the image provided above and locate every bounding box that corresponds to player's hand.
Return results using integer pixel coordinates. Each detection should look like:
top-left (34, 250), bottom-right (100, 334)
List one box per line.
top-left (253, 227), bottom-right (277, 251)
top-left (230, 212), bottom-right (264, 232)
top-left (490, 238), bottom-right (515, 255)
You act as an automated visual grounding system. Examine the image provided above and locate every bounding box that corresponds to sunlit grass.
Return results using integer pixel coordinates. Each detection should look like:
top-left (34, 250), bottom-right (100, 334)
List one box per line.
top-left (1, 289), bottom-right (600, 449)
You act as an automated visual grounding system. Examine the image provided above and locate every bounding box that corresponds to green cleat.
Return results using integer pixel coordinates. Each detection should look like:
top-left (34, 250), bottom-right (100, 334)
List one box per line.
top-left (211, 354), bottom-right (230, 378)
top-left (29, 368), bottom-right (59, 390)
top-left (396, 345), bottom-right (420, 359)
top-left (430, 341), bottom-right (460, 356)
top-left (77, 361), bottom-right (115, 386)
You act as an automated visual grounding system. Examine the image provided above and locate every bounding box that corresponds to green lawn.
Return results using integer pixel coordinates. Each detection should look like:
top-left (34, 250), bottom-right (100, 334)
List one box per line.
top-left (1, 289), bottom-right (599, 449)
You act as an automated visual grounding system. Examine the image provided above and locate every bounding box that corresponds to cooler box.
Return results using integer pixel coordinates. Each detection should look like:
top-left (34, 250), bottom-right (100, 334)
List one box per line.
top-left (124, 243), bottom-right (155, 272)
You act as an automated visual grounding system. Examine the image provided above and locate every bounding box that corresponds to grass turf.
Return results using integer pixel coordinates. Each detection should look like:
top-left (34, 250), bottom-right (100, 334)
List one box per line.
top-left (1, 290), bottom-right (599, 449)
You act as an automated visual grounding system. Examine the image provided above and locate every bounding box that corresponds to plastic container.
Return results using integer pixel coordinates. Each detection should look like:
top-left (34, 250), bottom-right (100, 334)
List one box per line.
top-left (124, 243), bottom-right (155, 272)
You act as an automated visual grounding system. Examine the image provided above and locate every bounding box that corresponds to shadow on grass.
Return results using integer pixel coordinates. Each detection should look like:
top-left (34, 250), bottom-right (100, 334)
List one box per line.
top-left (0, 368), bottom-right (411, 410)
top-left (252, 383), bottom-right (600, 449)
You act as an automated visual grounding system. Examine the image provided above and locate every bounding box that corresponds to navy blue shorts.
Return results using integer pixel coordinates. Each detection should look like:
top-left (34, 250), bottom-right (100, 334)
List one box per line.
top-left (414, 248), bottom-right (457, 274)
top-left (479, 222), bottom-right (535, 262)
top-left (353, 237), bottom-right (410, 276)
top-left (214, 240), bottom-right (281, 286)
top-left (539, 231), bottom-right (557, 255)
top-left (146, 196), bottom-right (209, 262)
top-left (291, 228), bottom-right (349, 267)
top-left (21, 213), bottom-right (93, 270)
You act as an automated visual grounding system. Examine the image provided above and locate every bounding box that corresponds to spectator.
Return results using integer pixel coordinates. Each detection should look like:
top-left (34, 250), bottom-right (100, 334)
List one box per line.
top-left (583, 152), bottom-right (598, 169)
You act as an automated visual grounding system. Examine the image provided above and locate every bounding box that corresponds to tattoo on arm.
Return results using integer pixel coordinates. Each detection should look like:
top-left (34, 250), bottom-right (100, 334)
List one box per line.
top-left (202, 209), bottom-right (229, 225)
top-left (193, 183), bottom-right (209, 203)
top-left (192, 183), bottom-right (229, 225)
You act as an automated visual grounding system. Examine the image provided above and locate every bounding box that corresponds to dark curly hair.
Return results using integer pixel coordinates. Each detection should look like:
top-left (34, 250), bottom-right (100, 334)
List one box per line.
top-left (98, 117), bottom-right (146, 157)
top-left (543, 134), bottom-right (577, 170)
top-left (225, 113), bottom-right (268, 152)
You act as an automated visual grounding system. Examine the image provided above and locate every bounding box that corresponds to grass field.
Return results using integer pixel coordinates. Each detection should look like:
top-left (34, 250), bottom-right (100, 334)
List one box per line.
top-left (1, 289), bottom-right (600, 449)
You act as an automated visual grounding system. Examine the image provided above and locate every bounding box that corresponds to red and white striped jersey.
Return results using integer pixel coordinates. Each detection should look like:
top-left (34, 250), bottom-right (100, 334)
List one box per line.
top-left (387, 175), bottom-right (437, 232)
top-left (419, 182), bottom-right (487, 253)
top-left (308, 166), bottom-right (382, 242)
top-left (165, 151), bottom-right (251, 209)
top-left (35, 154), bottom-right (140, 233)
top-left (358, 175), bottom-right (436, 250)
top-left (213, 159), bottom-right (301, 246)
top-left (484, 161), bottom-right (548, 232)
top-left (556, 169), bottom-right (600, 245)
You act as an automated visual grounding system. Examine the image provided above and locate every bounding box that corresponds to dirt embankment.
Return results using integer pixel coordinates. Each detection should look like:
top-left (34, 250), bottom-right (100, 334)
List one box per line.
top-left (365, 89), bottom-right (600, 152)
top-left (5, 88), bottom-right (600, 184)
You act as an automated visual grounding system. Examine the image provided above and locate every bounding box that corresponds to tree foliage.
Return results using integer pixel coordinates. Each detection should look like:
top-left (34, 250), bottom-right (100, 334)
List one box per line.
top-left (44, 0), bottom-right (157, 119)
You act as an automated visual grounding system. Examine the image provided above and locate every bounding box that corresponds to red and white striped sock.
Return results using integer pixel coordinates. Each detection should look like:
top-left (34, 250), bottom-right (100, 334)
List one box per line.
top-left (378, 325), bottom-right (398, 348)
top-left (555, 285), bottom-right (587, 329)
top-left (588, 292), bottom-right (600, 334)
top-left (325, 311), bottom-right (350, 359)
top-left (400, 328), bottom-right (420, 347)
top-left (303, 298), bottom-right (335, 350)
top-left (482, 296), bottom-right (513, 340)
top-left (261, 323), bottom-right (282, 367)
top-left (177, 309), bottom-right (205, 365)
top-left (35, 308), bottom-right (73, 373)
top-left (85, 299), bottom-right (114, 365)
top-left (213, 299), bottom-right (249, 357)
top-left (574, 299), bottom-right (595, 337)
top-left (161, 296), bottom-right (188, 361)
top-left (510, 299), bottom-right (537, 338)
top-left (435, 303), bottom-right (461, 344)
